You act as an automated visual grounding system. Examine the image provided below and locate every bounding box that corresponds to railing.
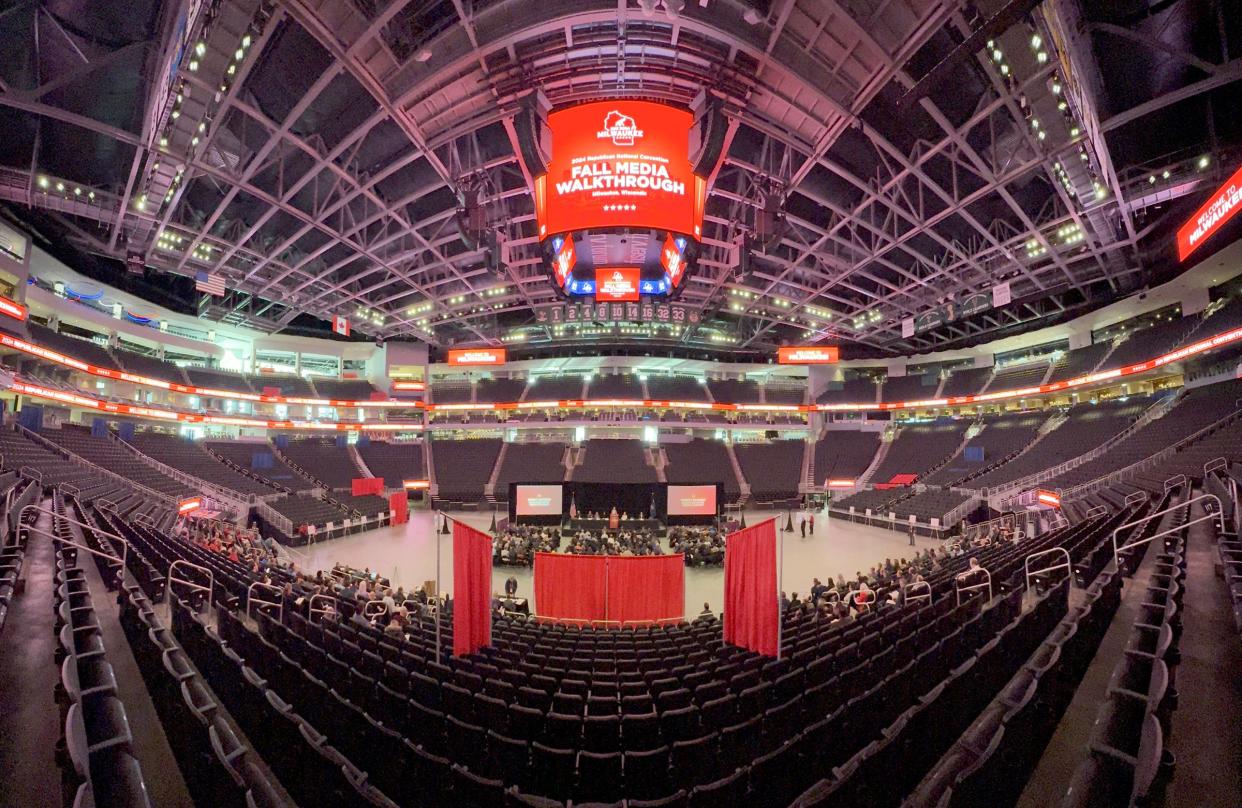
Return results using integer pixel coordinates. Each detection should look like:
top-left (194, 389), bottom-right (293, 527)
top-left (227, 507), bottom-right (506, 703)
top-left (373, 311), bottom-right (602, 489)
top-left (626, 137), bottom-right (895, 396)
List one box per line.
top-left (253, 499), bottom-right (294, 537)
top-left (19, 466), bottom-right (43, 484)
top-left (1124, 491), bottom-right (1149, 508)
top-left (1204, 457), bottom-right (1228, 476)
top-left (309, 594), bottom-right (338, 622)
top-left (19, 503), bottom-right (129, 585)
top-left (986, 392), bottom-right (1180, 504)
top-left (110, 432), bottom-right (258, 510)
top-left (1060, 406), bottom-right (1242, 501)
top-left (167, 559), bottom-right (214, 609)
top-left (1164, 474), bottom-right (1187, 491)
top-left (17, 424), bottom-right (178, 508)
top-left (1111, 493), bottom-right (1223, 567)
top-left (955, 566), bottom-right (992, 606)
top-left (247, 582), bottom-right (284, 623)
top-left (1024, 547), bottom-right (1072, 591)
top-left (363, 600), bottom-right (389, 621)
top-left (903, 580), bottom-right (932, 607)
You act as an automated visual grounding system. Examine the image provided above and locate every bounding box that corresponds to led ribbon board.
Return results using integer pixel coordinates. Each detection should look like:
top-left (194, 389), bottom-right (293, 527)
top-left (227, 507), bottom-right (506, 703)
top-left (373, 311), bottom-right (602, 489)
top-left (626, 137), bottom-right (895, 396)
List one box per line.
top-left (534, 100), bottom-right (707, 239)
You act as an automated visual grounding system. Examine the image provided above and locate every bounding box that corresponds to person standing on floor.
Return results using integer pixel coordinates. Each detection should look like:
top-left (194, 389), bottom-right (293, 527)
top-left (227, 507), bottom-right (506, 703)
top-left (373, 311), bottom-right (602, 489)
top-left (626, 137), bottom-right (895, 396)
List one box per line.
top-left (909, 524), bottom-right (916, 547)
top-left (800, 514), bottom-right (807, 538)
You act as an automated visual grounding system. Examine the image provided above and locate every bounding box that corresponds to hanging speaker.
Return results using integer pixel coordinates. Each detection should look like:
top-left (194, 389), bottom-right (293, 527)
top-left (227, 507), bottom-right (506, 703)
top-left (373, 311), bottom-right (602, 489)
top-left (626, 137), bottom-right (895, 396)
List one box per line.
top-left (689, 90), bottom-right (729, 177)
top-left (512, 90), bottom-right (552, 178)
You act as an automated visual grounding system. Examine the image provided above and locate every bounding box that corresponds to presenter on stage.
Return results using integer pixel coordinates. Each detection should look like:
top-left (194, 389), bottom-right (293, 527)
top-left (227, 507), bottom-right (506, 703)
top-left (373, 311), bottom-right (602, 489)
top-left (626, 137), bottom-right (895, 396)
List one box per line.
top-left (609, 506), bottom-right (620, 530)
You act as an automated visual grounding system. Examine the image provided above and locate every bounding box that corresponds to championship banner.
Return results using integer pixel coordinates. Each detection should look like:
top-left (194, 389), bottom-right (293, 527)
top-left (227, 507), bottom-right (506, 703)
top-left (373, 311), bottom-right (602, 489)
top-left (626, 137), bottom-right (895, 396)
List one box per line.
top-left (536, 303), bottom-right (702, 325)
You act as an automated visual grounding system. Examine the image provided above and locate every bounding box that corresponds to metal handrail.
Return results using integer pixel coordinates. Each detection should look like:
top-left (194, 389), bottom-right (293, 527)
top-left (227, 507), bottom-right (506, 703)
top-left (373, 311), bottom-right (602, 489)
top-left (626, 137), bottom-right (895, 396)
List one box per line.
top-left (1086, 505), bottom-right (1108, 518)
top-left (955, 566), bottom-right (992, 606)
top-left (19, 466), bottom-right (43, 483)
top-left (1111, 493), bottom-right (1223, 566)
top-left (903, 580), bottom-right (932, 606)
top-left (21, 524), bottom-right (127, 585)
top-left (363, 600), bottom-right (388, 621)
top-left (846, 588), bottom-right (877, 613)
top-left (1025, 547), bottom-right (1072, 591)
top-left (1124, 491), bottom-right (1148, 507)
top-left (247, 582), bottom-right (284, 623)
top-left (309, 593), bottom-right (338, 621)
top-left (1164, 474), bottom-right (1187, 491)
top-left (1205, 457), bottom-right (1228, 475)
top-left (19, 503), bottom-right (130, 576)
top-left (1061, 406), bottom-right (1242, 501)
top-left (167, 559), bottom-right (214, 608)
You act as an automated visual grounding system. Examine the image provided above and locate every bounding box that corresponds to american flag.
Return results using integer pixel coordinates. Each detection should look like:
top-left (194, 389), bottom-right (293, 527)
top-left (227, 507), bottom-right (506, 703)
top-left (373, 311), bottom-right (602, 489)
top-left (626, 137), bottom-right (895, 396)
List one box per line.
top-left (195, 271), bottom-right (226, 296)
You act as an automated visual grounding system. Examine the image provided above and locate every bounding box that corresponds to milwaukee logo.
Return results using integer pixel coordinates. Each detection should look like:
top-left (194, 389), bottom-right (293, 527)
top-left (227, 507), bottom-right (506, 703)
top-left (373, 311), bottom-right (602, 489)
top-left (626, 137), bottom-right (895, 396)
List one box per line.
top-left (597, 110), bottom-right (643, 146)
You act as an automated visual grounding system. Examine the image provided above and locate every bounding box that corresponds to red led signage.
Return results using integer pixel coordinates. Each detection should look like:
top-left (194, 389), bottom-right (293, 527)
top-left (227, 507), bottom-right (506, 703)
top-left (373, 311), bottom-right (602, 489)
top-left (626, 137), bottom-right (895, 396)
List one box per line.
top-left (534, 100), bottom-right (707, 239)
top-left (0, 295), bottom-right (27, 321)
top-left (446, 348), bottom-right (507, 366)
top-left (596, 267), bottom-right (641, 302)
top-left (660, 232), bottom-right (686, 287)
top-left (1178, 160), bottom-right (1242, 261)
top-left (777, 346), bottom-right (840, 364)
top-left (553, 237), bottom-right (576, 287)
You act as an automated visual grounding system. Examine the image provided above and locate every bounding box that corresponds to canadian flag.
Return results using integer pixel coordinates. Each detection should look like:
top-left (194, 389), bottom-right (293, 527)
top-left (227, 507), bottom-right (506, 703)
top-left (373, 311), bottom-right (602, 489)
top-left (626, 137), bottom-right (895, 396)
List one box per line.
top-left (332, 316), bottom-right (350, 336)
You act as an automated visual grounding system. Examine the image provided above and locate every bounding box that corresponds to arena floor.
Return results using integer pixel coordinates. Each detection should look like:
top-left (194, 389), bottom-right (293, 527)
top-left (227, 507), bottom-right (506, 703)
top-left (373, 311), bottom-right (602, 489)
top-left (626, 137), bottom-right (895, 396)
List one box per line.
top-left (288, 509), bottom-right (945, 617)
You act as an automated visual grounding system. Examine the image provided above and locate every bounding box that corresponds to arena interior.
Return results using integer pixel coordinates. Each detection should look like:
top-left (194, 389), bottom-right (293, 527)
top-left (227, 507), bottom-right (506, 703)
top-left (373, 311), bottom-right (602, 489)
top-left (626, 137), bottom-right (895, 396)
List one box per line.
top-left (2, 0), bottom-right (1242, 806)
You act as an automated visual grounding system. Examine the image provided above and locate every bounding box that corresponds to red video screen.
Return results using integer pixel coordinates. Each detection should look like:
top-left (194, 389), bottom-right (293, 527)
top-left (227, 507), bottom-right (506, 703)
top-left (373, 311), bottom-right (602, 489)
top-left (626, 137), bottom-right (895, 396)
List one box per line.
top-left (515, 484), bottom-right (564, 516)
top-left (667, 484), bottom-right (718, 516)
top-left (535, 100), bottom-right (706, 239)
top-left (595, 267), bottom-right (641, 302)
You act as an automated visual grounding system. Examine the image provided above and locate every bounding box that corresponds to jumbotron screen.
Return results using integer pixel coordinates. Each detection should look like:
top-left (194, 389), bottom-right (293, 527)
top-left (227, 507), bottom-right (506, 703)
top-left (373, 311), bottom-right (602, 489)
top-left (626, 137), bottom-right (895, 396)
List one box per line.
top-left (514, 484), bottom-right (564, 516)
top-left (534, 100), bottom-right (707, 239)
top-left (666, 484), bottom-right (718, 516)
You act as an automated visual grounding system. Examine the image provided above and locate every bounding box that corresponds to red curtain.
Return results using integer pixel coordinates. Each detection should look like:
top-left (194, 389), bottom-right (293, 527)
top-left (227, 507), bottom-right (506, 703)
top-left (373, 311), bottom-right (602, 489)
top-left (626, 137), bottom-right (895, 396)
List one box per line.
top-left (534, 553), bottom-right (606, 622)
top-left (352, 477), bottom-right (383, 496)
top-left (724, 518), bottom-right (779, 657)
top-left (452, 520), bottom-right (492, 656)
top-left (606, 555), bottom-right (684, 625)
top-left (388, 492), bottom-right (408, 525)
top-left (534, 553), bottom-right (684, 625)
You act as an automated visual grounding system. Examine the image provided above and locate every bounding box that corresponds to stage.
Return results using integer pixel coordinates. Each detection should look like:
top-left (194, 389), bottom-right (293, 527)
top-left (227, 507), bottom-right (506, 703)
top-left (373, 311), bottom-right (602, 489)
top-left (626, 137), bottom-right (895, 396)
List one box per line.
top-left (289, 508), bottom-right (945, 619)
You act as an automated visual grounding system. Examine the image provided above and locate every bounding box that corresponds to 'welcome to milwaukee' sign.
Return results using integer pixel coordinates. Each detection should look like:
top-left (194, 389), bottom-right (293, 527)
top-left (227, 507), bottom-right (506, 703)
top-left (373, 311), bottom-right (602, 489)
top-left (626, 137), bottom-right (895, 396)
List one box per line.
top-left (1178, 161), bottom-right (1242, 261)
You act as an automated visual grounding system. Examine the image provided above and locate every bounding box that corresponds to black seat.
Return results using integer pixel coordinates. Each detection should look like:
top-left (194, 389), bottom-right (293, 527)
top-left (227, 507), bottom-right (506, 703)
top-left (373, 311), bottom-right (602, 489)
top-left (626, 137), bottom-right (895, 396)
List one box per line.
top-left (583, 714), bottom-right (621, 753)
top-left (670, 733), bottom-right (717, 792)
top-left (624, 745), bottom-right (672, 801)
top-left (530, 743), bottom-right (575, 799)
top-left (688, 767), bottom-right (748, 808)
top-left (660, 706), bottom-right (700, 743)
top-left (576, 750), bottom-right (623, 803)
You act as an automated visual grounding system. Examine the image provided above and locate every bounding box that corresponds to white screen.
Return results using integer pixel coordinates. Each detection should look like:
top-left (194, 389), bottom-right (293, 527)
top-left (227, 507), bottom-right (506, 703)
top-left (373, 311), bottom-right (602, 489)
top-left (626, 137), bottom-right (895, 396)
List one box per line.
top-left (667, 485), bottom-right (718, 516)
top-left (515, 484), bottom-right (564, 516)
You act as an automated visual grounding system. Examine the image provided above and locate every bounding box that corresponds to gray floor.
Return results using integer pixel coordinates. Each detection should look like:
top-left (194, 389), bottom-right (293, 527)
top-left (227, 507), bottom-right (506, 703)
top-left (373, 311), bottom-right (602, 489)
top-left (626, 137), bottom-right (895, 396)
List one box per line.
top-left (0, 509), bottom-right (63, 808)
top-left (290, 508), bottom-right (942, 617)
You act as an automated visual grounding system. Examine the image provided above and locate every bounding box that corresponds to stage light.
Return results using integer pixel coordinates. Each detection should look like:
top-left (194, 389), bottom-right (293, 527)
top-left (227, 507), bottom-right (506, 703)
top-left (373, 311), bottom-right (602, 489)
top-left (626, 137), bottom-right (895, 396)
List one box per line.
top-left (1198, 156), bottom-right (1210, 169)
top-left (37, 176), bottom-right (48, 189)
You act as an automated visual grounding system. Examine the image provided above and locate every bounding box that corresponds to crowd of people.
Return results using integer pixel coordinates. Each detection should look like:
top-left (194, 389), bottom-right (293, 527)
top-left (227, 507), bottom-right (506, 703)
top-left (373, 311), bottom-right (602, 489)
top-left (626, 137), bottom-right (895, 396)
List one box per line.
top-left (178, 519), bottom-right (282, 572)
top-left (177, 516), bottom-right (449, 642)
top-left (668, 526), bottom-right (725, 566)
top-left (492, 524), bottom-right (666, 564)
top-left (493, 526), bottom-right (562, 566)
top-left (564, 527), bottom-right (663, 556)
